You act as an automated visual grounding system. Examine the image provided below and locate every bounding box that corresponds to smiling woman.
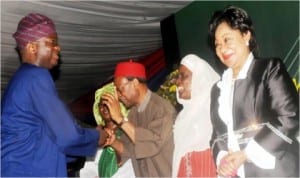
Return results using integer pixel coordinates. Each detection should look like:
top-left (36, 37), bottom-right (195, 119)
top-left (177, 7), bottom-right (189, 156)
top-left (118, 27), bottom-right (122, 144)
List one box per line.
top-left (93, 82), bottom-right (129, 126)
top-left (176, 65), bottom-right (192, 99)
top-left (80, 82), bottom-right (133, 178)
top-left (172, 54), bottom-right (220, 177)
top-left (209, 6), bottom-right (299, 177)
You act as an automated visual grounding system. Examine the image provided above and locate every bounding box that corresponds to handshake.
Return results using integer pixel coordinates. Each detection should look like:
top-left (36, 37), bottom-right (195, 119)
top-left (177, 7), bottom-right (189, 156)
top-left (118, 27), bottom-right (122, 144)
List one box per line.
top-left (96, 125), bottom-right (116, 147)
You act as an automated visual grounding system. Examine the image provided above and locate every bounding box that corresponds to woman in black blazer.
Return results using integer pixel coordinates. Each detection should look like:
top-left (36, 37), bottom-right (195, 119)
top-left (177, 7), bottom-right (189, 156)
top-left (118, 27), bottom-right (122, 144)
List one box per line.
top-left (208, 6), bottom-right (299, 177)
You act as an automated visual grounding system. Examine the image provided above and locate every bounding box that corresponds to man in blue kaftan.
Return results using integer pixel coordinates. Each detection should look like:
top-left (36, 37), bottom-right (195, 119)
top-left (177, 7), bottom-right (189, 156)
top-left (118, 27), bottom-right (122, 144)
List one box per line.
top-left (1, 13), bottom-right (106, 177)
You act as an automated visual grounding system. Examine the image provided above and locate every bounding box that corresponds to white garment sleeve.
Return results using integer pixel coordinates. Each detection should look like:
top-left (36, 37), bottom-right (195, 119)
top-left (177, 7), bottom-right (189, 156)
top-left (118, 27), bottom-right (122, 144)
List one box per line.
top-left (244, 139), bottom-right (275, 169)
top-left (216, 150), bottom-right (228, 167)
top-left (79, 149), bottom-right (103, 178)
top-left (112, 159), bottom-right (135, 178)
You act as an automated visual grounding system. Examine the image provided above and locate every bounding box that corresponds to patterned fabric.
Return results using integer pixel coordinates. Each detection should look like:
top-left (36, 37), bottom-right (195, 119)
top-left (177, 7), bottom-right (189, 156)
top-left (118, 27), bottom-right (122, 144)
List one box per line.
top-left (13, 13), bottom-right (56, 49)
top-left (177, 149), bottom-right (216, 177)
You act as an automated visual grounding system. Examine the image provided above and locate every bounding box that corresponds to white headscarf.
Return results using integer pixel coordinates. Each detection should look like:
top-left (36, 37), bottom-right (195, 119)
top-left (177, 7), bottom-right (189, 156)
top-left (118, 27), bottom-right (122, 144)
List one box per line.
top-left (172, 54), bottom-right (220, 177)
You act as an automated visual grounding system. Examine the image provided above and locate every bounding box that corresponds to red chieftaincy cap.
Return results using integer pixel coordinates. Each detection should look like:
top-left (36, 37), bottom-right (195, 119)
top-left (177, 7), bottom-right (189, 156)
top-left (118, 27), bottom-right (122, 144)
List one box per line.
top-left (114, 60), bottom-right (146, 79)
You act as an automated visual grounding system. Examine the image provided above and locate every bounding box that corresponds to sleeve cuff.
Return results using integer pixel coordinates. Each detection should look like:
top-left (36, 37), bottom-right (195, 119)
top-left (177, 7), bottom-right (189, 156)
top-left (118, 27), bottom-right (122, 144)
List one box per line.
top-left (244, 139), bottom-right (275, 169)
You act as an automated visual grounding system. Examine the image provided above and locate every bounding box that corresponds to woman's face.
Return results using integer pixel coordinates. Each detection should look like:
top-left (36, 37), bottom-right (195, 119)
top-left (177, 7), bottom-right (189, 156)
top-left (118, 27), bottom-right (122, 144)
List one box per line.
top-left (176, 64), bottom-right (192, 99)
top-left (99, 99), bottom-right (111, 121)
top-left (214, 22), bottom-right (251, 70)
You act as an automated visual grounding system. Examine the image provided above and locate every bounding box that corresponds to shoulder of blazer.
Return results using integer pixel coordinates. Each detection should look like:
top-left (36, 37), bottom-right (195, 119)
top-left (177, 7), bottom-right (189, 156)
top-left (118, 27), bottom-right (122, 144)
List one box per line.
top-left (248, 57), bottom-right (283, 80)
top-left (210, 83), bottom-right (220, 105)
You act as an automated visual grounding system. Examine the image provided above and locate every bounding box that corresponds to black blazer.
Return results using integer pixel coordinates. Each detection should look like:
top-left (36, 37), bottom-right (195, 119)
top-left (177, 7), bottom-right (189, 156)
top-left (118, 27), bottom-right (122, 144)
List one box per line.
top-left (210, 58), bottom-right (299, 177)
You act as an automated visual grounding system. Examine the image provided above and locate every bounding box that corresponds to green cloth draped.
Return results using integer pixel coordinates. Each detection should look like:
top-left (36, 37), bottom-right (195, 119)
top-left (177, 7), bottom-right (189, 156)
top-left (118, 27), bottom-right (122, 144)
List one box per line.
top-left (93, 82), bottom-right (129, 126)
top-left (98, 146), bottom-right (118, 177)
top-left (94, 83), bottom-right (128, 177)
top-left (98, 129), bottom-right (122, 177)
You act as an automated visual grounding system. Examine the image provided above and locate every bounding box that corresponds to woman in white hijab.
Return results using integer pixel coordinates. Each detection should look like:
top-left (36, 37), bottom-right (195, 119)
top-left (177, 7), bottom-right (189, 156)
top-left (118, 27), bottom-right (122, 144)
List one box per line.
top-left (172, 54), bottom-right (220, 177)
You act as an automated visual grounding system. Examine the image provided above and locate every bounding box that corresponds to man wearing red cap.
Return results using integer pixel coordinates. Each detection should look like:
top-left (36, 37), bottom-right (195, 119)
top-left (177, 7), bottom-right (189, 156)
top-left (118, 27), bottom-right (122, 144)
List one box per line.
top-left (1, 13), bottom-right (107, 177)
top-left (102, 60), bottom-right (177, 177)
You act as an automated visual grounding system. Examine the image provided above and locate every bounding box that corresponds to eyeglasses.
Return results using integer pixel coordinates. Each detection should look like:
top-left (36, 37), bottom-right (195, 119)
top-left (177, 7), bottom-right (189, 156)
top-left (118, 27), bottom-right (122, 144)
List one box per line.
top-left (35, 38), bottom-right (59, 47)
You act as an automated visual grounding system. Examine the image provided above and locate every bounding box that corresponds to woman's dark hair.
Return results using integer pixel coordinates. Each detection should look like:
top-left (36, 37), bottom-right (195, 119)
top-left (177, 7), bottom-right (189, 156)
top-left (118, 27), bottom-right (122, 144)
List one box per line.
top-left (209, 6), bottom-right (258, 55)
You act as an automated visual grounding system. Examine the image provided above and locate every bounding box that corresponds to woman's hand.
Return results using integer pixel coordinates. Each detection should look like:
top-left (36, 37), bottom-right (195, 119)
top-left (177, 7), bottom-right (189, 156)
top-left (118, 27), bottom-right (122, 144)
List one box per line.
top-left (218, 150), bottom-right (247, 177)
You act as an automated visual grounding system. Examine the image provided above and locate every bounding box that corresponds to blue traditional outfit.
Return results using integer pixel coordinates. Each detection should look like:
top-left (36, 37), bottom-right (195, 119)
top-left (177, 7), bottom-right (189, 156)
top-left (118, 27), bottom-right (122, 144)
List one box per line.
top-left (1, 13), bottom-right (99, 177)
top-left (1, 64), bottom-right (99, 177)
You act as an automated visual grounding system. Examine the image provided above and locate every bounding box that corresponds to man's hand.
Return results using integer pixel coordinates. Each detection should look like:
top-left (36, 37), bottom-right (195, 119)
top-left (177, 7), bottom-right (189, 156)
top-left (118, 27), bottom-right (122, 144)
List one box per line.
top-left (103, 128), bottom-right (116, 147)
top-left (96, 125), bottom-right (109, 147)
top-left (101, 92), bottom-right (123, 124)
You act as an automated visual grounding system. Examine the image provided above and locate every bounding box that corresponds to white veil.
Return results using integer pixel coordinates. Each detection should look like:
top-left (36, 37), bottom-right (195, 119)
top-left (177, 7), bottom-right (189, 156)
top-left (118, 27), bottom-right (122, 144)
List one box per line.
top-left (172, 54), bottom-right (220, 177)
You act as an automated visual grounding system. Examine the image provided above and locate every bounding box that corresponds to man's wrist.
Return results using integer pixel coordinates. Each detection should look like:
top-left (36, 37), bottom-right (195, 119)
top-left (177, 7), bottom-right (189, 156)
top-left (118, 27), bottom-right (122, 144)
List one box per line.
top-left (117, 116), bottom-right (128, 127)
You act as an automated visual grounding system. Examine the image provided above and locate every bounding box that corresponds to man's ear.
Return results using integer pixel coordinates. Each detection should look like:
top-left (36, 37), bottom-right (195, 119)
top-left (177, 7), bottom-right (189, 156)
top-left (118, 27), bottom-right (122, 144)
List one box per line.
top-left (21, 42), bottom-right (38, 63)
top-left (132, 78), bottom-right (139, 86)
top-left (27, 42), bottom-right (38, 54)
